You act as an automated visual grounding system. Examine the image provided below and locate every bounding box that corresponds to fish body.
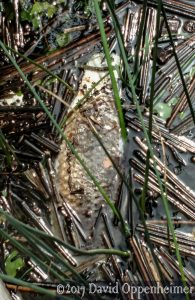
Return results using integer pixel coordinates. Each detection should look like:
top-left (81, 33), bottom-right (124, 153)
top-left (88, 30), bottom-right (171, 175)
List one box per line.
top-left (57, 55), bottom-right (122, 227)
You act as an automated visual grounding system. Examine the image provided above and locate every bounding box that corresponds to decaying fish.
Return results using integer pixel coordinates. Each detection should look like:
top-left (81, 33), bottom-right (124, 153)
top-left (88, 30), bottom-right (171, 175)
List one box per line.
top-left (56, 55), bottom-right (122, 228)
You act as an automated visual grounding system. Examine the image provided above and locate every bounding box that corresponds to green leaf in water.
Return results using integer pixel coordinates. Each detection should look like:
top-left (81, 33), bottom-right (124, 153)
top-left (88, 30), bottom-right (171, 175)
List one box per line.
top-left (31, 2), bottom-right (43, 15)
top-left (47, 5), bottom-right (57, 18)
top-left (30, 2), bottom-right (57, 29)
top-left (0, 214), bottom-right (6, 224)
top-left (154, 103), bottom-right (172, 120)
top-left (56, 33), bottom-right (70, 48)
top-left (2, 190), bottom-right (7, 197)
top-left (34, 79), bottom-right (42, 86)
top-left (32, 17), bottom-right (40, 30)
top-left (179, 111), bottom-right (187, 120)
top-left (5, 251), bottom-right (25, 277)
top-left (21, 9), bottom-right (31, 21)
top-left (84, 0), bottom-right (96, 16)
top-left (168, 97), bottom-right (178, 106)
top-left (31, 1), bottom-right (57, 17)
top-left (15, 90), bottom-right (23, 97)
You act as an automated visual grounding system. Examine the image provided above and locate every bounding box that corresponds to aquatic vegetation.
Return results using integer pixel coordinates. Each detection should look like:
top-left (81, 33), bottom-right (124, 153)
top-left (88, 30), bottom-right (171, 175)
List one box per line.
top-left (5, 251), bottom-right (25, 277)
top-left (154, 103), bottom-right (172, 120)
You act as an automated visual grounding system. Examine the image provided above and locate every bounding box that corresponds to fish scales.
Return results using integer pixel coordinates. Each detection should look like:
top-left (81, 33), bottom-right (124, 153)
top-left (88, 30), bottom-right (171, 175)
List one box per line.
top-left (57, 72), bottom-right (122, 224)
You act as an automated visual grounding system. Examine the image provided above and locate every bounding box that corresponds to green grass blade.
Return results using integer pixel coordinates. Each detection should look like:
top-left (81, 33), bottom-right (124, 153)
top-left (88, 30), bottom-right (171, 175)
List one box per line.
top-left (141, 0), bottom-right (161, 213)
top-left (93, 0), bottom-right (127, 141)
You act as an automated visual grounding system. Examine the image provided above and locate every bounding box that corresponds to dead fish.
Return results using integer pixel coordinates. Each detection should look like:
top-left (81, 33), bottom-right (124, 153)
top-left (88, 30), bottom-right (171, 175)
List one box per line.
top-left (56, 55), bottom-right (122, 228)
